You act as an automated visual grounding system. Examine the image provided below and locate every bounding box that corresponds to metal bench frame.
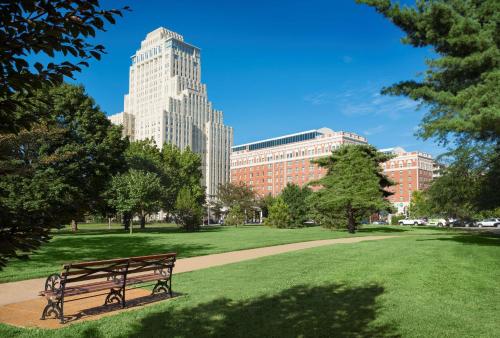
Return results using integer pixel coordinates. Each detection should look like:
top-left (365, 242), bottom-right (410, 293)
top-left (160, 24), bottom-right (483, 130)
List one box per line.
top-left (39, 253), bottom-right (176, 323)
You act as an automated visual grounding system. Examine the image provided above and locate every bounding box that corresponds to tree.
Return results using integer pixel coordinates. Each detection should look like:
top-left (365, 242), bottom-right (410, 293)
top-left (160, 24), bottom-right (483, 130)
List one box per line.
top-left (408, 190), bottom-right (432, 218)
top-left (308, 145), bottom-right (394, 233)
top-left (357, 0), bottom-right (500, 215)
top-left (265, 197), bottom-right (292, 229)
top-left (161, 144), bottom-right (205, 216)
top-left (357, 0), bottom-right (500, 145)
top-left (174, 187), bottom-right (203, 231)
top-left (0, 83), bottom-right (128, 266)
top-left (108, 170), bottom-right (163, 230)
top-left (258, 194), bottom-right (275, 219)
top-left (281, 183), bottom-right (311, 227)
top-left (0, 0), bottom-right (129, 133)
top-left (224, 205), bottom-right (246, 226)
top-left (217, 182), bottom-right (256, 222)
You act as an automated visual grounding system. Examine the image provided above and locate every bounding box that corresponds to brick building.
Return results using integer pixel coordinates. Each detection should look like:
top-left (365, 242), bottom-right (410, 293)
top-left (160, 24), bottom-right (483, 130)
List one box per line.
top-left (380, 147), bottom-right (434, 214)
top-left (230, 128), bottom-right (368, 196)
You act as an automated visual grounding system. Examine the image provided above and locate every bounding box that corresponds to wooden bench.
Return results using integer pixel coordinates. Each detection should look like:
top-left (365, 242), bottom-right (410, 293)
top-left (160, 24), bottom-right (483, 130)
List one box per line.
top-left (39, 253), bottom-right (176, 323)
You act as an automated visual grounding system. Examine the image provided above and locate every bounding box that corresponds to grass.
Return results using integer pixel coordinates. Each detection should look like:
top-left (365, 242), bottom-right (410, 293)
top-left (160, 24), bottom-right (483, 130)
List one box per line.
top-left (0, 230), bottom-right (498, 337)
top-left (0, 223), bottom-right (452, 283)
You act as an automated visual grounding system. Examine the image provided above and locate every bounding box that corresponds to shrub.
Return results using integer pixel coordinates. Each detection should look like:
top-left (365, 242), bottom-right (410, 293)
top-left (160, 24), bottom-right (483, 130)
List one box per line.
top-left (265, 197), bottom-right (292, 228)
top-left (224, 205), bottom-right (246, 226)
top-left (391, 215), bottom-right (405, 225)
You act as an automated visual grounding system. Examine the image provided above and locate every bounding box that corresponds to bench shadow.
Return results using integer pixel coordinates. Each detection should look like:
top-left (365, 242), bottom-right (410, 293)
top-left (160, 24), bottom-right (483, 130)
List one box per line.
top-left (63, 291), bottom-right (182, 324)
top-left (417, 233), bottom-right (500, 247)
top-left (125, 283), bottom-right (400, 338)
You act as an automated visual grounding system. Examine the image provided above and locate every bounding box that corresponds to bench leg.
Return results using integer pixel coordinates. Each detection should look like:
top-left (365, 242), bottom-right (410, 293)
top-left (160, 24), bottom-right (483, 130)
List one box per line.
top-left (41, 298), bottom-right (64, 323)
top-left (104, 287), bottom-right (125, 308)
top-left (152, 278), bottom-right (172, 297)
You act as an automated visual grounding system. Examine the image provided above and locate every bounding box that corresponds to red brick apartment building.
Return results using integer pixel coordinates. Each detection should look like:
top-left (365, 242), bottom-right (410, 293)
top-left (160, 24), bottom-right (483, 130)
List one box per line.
top-left (230, 128), bottom-right (435, 215)
top-left (380, 147), bottom-right (435, 214)
top-left (230, 128), bottom-right (368, 196)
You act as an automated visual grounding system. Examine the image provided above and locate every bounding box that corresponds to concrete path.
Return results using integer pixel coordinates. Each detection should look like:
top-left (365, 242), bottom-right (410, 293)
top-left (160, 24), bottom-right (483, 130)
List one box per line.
top-left (0, 235), bottom-right (398, 307)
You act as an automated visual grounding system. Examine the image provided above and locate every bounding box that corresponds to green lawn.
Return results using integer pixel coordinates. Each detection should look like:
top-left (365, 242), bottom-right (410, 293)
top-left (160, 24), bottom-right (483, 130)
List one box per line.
top-left (1, 230), bottom-right (498, 337)
top-left (1, 223), bottom-right (449, 283)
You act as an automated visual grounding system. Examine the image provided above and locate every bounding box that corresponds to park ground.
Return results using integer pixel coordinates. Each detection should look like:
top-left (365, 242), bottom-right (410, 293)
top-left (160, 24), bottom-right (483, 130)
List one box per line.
top-left (0, 224), bottom-right (498, 337)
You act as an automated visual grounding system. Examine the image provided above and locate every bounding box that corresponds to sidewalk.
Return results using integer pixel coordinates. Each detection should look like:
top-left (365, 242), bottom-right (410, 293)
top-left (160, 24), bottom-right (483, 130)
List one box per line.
top-left (0, 235), bottom-right (398, 308)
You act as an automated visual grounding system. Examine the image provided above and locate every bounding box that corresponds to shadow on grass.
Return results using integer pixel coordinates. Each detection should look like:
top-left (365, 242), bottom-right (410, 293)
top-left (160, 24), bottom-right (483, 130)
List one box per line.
top-left (126, 284), bottom-right (400, 338)
top-left (358, 226), bottom-right (410, 233)
top-left (417, 233), bottom-right (500, 247)
top-left (25, 237), bottom-right (214, 266)
top-left (55, 225), bottom-right (224, 237)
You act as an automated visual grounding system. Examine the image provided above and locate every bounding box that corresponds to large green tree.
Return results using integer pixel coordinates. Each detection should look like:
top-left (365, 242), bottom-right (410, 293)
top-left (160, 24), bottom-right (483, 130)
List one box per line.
top-left (357, 0), bottom-right (500, 214)
top-left (0, 83), bottom-right (128, 266)
top-left (0, 0), bottom-right (129, 133)
top-left (280, 183), bottom-right (311, 227)
top-left (357, 0), bottom-right (500, 144)
top-left (308, 145), bottom-right (393, 233)
top-left (108, 169), bottom-right (163, 230)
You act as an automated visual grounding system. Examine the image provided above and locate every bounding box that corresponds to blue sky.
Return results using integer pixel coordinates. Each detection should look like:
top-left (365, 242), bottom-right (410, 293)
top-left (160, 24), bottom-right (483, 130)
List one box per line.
top-left (70, 0), bottom-right (443, 156)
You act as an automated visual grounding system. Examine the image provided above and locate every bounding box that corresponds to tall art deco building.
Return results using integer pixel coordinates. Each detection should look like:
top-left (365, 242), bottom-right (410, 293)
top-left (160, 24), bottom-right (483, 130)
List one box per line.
top-left (109, 27), bottom-right (233, 196)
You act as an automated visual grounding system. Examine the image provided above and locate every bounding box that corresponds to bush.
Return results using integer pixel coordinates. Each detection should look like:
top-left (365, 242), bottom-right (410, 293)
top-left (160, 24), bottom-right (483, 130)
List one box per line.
top-left (224, 205), bottom-right (246, 226)
top-left (174, 187), bottom-right (202, 231)
top-left (265, 197), bottom-right (292, 228)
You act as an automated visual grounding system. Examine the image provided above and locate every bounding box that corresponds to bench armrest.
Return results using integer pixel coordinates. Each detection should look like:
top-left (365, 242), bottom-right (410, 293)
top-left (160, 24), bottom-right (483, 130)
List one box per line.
top-left (42, 273), bottom-right (64, 294)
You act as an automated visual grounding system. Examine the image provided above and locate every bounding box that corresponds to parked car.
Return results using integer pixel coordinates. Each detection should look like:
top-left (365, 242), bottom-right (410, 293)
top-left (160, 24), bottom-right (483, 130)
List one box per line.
top-left (398, 219), bottom-right (426, 226)
top-left (372, 221), bottom-right (388, 225)
top-left (476, 218), bottom-right (500, 227)
top-left (426, 218), bottom-right (449, 227)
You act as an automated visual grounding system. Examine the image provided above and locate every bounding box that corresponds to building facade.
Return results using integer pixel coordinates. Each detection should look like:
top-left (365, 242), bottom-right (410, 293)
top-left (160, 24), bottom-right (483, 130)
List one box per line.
top-left (230, 128), bottom-right (368, 196)
top-left (380, 147), bottom-right (434, 214)
top-left (109, 27), bottom-right (233, 196)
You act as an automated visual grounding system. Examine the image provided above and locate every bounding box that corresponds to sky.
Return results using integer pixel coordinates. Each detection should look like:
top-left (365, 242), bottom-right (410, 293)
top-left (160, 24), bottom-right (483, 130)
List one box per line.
top-left (70, 0), bottom-right (444, 156)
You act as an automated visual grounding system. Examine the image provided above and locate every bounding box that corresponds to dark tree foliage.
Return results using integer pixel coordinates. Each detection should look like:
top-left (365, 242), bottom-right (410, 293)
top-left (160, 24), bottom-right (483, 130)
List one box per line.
top-left (217, 182), bottom-right (256, 219)
top-left (0, 0), bottom-right (129, 133)
top-left (0, 84), bottom-right (128, 267)
top-left (280, 183), bottom-right (311, 227)
top-left (357, 0), bottom-right (500, 144)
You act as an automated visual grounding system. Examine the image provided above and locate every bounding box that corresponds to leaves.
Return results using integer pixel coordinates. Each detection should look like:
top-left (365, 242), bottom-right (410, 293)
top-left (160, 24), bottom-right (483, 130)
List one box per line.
top-left (0, 0), bottom-right (130, 133)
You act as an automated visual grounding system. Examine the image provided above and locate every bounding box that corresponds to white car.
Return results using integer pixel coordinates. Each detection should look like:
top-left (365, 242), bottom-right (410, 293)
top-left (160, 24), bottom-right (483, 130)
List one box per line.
top-left (477, 218), bottom-right (500, 227)
top-left (426, 218), bottom-right (449, 227)
top-left (398, 219), bottom-right (426, 226)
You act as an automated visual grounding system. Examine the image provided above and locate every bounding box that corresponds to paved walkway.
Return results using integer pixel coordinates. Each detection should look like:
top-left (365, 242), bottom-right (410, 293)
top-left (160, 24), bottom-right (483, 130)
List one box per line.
top-left (0, 235), bottom-right (399, 308)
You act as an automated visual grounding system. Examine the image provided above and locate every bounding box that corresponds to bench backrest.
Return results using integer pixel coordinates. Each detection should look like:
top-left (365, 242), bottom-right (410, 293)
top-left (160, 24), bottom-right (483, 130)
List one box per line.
top-left (61, 253), bottom-right (176, 284)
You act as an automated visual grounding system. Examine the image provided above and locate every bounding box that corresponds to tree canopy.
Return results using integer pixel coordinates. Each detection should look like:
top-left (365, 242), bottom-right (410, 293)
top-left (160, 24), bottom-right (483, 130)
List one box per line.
top-left (0, 83), bottom-right (128, 266)
top-left (0, 0), bottom-right (129, 133)
top-left (357, 0), bottom-right (500, 145)
top-left (280, 183), bottom-right (311, 226)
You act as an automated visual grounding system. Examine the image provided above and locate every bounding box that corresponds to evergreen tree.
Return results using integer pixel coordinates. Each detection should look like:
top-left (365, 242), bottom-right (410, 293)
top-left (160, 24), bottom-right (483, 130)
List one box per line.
top-left (357, 0), bottom-right (500, 214)
top-left (308, 145), bottom-right (394, 233)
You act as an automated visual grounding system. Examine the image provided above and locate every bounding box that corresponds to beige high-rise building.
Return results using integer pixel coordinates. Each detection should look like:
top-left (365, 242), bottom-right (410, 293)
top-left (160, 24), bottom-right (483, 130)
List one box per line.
top-left (109, 27), bottom-right (233, 196)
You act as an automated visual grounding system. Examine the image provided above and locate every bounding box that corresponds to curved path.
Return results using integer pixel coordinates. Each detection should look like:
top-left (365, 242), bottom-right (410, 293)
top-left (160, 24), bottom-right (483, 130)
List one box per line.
top-left (0, 235), bottom-right (399, 307)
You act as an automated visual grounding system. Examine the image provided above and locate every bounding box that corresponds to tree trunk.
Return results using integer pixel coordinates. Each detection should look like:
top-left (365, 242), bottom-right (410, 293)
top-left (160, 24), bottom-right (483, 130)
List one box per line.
top-left (122, 212), bottom-right (130, 230)
top-left (140, 214), bottom-right (146, 229)
top-left (108, 217), bottom-right (111, 230)
top-left (347, 209), bottom-right (356, 234)
top-left (71, 219), bottom-right (78, 232)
